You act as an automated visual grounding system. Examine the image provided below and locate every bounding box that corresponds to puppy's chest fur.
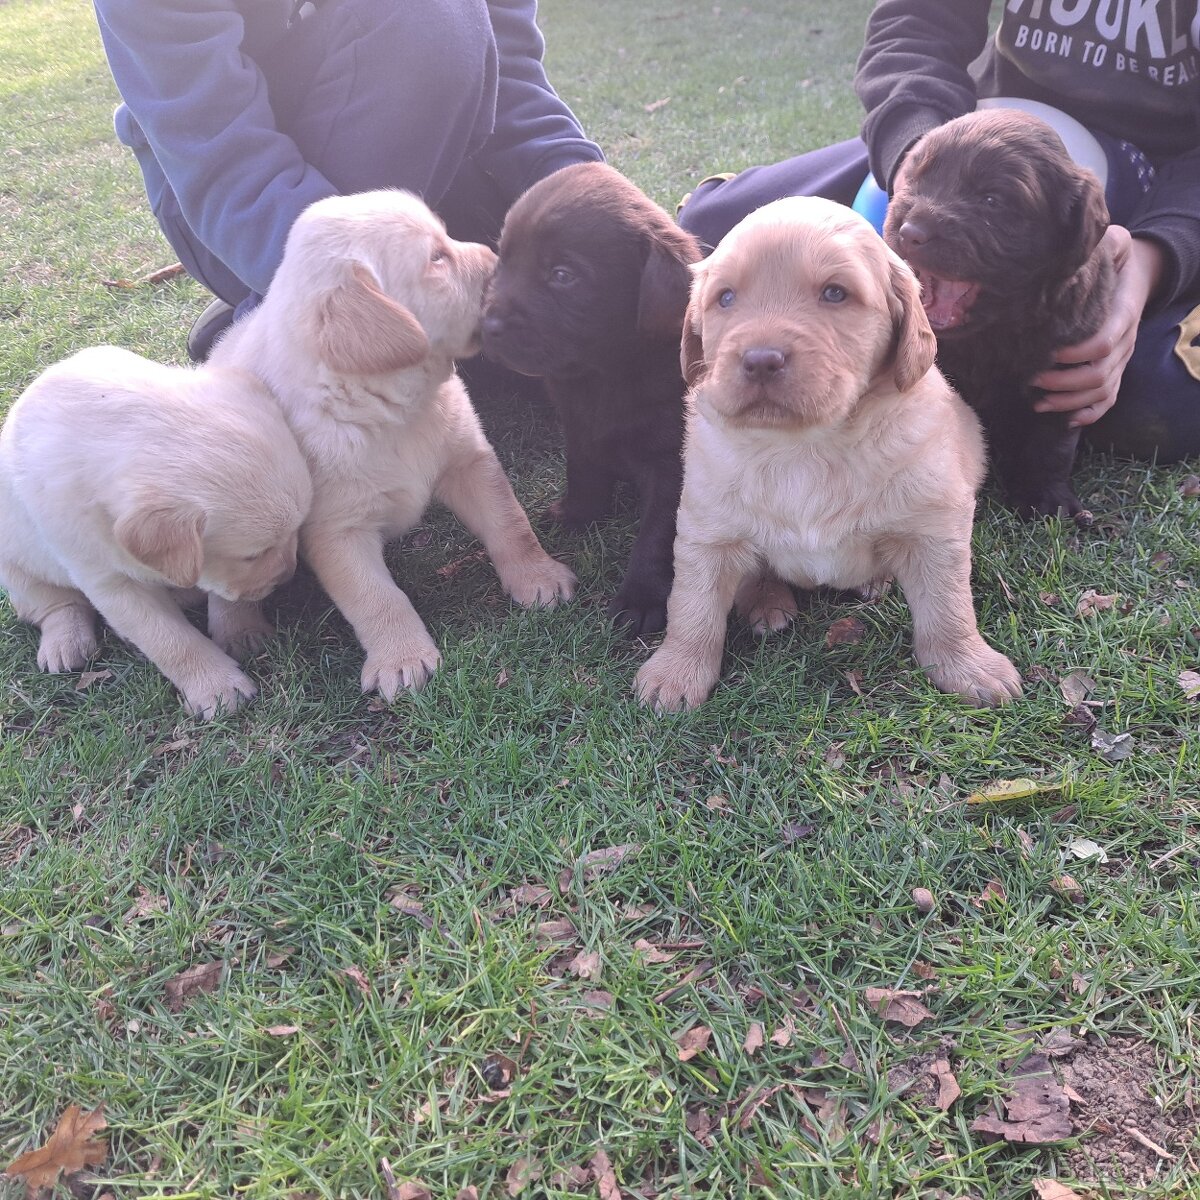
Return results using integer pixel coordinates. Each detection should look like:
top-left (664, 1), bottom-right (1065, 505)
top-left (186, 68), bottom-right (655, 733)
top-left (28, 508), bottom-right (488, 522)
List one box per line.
top-left (287, 368), bottom-right (467, 534)
top-left (549, 347), bottom-right (685, 476)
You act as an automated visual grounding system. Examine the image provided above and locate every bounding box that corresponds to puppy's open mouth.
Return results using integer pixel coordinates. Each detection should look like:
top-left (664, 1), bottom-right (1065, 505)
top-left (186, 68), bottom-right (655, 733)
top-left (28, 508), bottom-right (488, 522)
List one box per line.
top-left (912, 268), bottom-right (980, 333)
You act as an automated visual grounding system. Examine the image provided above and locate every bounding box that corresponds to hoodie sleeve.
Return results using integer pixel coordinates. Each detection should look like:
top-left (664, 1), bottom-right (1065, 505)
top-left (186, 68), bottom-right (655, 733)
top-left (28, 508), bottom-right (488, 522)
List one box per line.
top-left (93, 0), bottom-right (336, 295)
top-left (853, 0), bottom-right (993, 192)
top-left (470, 0), bottom-right (604, 203)
top-left (1128, 149), bottom-right (1200, 309)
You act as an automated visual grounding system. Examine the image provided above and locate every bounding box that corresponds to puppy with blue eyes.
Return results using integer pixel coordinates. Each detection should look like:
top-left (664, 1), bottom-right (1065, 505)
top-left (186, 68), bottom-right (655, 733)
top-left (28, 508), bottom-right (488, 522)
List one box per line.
top-left (635, 196), bottom-right (1022, 711)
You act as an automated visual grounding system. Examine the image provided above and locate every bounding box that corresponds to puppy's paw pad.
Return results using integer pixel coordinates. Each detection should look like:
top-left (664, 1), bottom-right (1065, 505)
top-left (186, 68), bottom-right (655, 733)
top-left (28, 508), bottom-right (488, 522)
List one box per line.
top-left (183, 668), bottom-right (258, 720)
top-left (210, 610), bottom-right (276, 660)
top-left (926, 645), bottom-right (1022, 707)
top-left (634, 651), bottom-right (716, 713)
top-left (362, 645), bottom-right (443, 701)
top-left (506, 558), bottom-right (577, 608)
top-left (735, 576), bottom-right (798, 636)
top-left (37, 628), bottom-right (98, 674)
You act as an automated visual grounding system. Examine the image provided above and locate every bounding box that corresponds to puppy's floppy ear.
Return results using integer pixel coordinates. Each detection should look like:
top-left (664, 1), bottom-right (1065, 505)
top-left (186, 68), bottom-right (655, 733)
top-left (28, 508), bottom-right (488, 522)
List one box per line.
top-left (637, 236), bottom-right (697, 339)
top-left (1056, 166), bottom-right (1110, 279)
top-left (312, 262), bottom-right (430, 374)
top-left (114, 495), bottom-right (206, 588)
top-left (680, 277), bottom-right (707, 389)
top-left (886, 253), bottom-right (938, 392)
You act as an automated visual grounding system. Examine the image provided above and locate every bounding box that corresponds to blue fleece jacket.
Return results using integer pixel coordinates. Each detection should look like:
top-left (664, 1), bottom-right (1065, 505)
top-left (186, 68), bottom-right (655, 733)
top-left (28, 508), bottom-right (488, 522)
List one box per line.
top-left (93, 0), bottom-right (602, 296)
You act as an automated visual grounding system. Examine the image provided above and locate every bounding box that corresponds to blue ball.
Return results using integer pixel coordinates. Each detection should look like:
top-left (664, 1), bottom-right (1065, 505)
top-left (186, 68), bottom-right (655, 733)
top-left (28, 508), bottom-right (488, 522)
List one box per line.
top-left (851, 173), bottom-right (889, 234)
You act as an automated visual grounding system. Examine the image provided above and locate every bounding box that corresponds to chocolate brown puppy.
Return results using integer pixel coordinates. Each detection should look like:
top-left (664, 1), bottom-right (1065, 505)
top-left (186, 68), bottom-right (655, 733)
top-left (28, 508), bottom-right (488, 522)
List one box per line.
top-left (884, 108), bottom-right (1115, 522)
top-left (482, 162), bottom-right (701, 636)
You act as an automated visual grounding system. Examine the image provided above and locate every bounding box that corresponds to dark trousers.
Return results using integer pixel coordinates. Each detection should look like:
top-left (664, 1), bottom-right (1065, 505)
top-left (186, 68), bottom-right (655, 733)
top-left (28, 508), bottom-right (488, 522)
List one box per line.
top-left (678, 137), bottom-right (1200, 464)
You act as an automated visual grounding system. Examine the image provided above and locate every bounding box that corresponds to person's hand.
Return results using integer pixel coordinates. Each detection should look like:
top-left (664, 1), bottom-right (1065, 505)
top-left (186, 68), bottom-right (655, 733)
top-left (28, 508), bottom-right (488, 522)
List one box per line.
top-left (1031, 226), bottom-right (1164, 427)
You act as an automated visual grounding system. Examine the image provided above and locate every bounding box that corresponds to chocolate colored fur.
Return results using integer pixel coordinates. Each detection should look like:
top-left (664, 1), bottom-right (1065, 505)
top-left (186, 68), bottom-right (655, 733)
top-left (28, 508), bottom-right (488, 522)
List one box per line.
top-left (482, 162), bottom-right (700, 635)
top-left (884, 108), bottom-right (1115, 521)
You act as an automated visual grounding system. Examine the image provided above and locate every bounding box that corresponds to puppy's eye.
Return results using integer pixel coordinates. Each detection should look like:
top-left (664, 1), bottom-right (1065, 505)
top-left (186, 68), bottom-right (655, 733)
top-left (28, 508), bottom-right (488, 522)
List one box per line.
top-left (430, 248), bottom-right (446, 264)
top-left (717, 288), bottom-right (736, 308)
top-left (549, 265), bottom-right (575, 286)
top-left (820, 284), bottom-right (848, 304)
top-left (982, 194), bottom-right (998, 207)
top-left (240, 552), bottom-right (264, 564)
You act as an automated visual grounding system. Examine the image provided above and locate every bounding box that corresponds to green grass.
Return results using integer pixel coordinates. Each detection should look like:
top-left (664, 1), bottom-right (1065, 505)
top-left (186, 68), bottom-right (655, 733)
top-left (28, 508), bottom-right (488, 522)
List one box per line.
top-left (2, 1), bottom-right (1198, 1198)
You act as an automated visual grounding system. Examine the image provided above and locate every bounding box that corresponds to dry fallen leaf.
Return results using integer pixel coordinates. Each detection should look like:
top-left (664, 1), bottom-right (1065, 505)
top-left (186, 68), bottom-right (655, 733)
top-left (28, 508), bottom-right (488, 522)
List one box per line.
top-left (930, 1058), bottom-right (961, 1111)
top-left (1075, 589), bottom-right (1118, 618)
top-left (455, 1189), bottom-right (480, 1200)
top-left (558, 843), bottom-right (641, 893)
top-left (569, 950), bottom-right (602, 981)
top-left (1180, 473), bottom-right (1200, 497)
top-left (825, 616), bottom-right (866, 648)
top-left (676, 1024), bottom-right (712, 1061)
top-left (265, 1024), bottom-right (299, 1037)
top-left (972, 878), bottom-right (1008, 908)
top-left (1058, 670), bottom-right (1096, 706)
top-left (4, 1104), bottom-right (107, 1196)
top-left (965, 778), bottom-right (1060, 805)
top-left (75, 669), bottom-right (112, 692)
top-left (341, 965), bottom-right (372, 997)
top-left (165, 961), bottom-right (223, 1011)
top-left (535, 917), bottom-right (577, 944)
top-left (1032, 1181), bottom-right (1084, 1200)
top-left (643, 96), bottom-right (671, 113)
top-left (590, 1149), bottom-right (621, 1200)
top-left (770, 1014), bottom-right (796, 1046)
top-left (506, 1156), bottom-right (542, 1196)
top-left (1051, 874), bottom-right (1085, 903)
top-left (580, 989), bottom-right (614, 1016)
top-left (632, 938), bottom-right (674, 964)
top-left (1091, 728), bottom-right (1135, 763)
top-left (122, 886), bottom-right (167, 923)
top-left (1177, 669), bottom-right (1200, 700)
top-left (911, 887), bottom-right (936, 914)
top-left (970, 1052), bottom-right (1072, 1145)
top-left (743, 1022), bottom-right (765, 1056)
top-left (386, 889), bottom-right (434, 929)
top-left (864, 987), bottom-right (935, 1028)
top-left (380, 1158), bottom-right (431, 1200)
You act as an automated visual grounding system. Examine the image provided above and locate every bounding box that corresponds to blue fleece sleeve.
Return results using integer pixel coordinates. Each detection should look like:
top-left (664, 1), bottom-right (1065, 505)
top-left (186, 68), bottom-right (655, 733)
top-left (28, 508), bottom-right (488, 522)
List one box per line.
top-left (473, 0), bottom-right (604, 201)
top-left (93, 0), bottom-right (336, 295)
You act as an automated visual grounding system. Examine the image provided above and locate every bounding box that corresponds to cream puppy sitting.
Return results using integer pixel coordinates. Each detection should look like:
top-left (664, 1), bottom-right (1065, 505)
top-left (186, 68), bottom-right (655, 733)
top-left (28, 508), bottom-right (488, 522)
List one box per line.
top-left (636, 196), bottom-right (1022, 712)
top-left (0, 346), bottom-right (312, 717)
top-left (212, 190), bottom-right (575, 700)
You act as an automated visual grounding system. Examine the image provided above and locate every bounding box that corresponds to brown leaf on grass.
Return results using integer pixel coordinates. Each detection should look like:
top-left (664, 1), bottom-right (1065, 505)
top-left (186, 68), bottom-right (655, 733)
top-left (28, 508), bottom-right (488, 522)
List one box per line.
top-left (643, 96), bottom-right (671, 113)
top-left (102, 262), bottom-right (185, 289)
top-left (4, 1104), bottom-right (107, 1196)
top-left (1075, 589), bottom-right (1118, 618)
top-left (75, 670), bottom-right (112, 691)
top-left (911, 887), bottom-right (936, 914)
top-left (1051, 874), bottom-right (1085, 903)
top-left (558, 843), bottom-right (641, 893)
top-left (590, 1149), bottom-right (621, 1200)
top-left (770, 1014), bottom-right (797, 1046)
top-left (972, 878), bottom-right (1008, 908)
top-left (265, 1024), bottom-right (299, 1037)
top-left (1058, 670), bottom-right (1096, 706)
top-left (122, 886), bottom-right (167, 922)
top-left (386, 889), bottom-right (434, 929)
top-left (970, 1052), bottom-right (1072, 1145)
top-left (825, 616), bottom-right (866, 648)
top-left (743, 1022), bottom-right (765, 1056)
top-left (535, 917), bottom-right (577, 944)
top-left (1180, 473), bottom-right (1200, 497)
top-left (569, 950), bottom-right (602, 980)
top-left (265, 947), bottom-right (296, 969)
top-left (735, 1083), bottom-right (785, 1131)
top-left (506, 1156), bottom-right (542, 1196)
top-left (1177, 669), bottom-right (1200, 700)
top-left (580, 989), bottom-right (614, 1016)
top-left (632, 938), bottom-right (675, 964)
top-left (864, 987), bottom-right (934, 1028)
top-left (930, 1059), bottom-right (961, 1111)
top-left (676, 1024), bottom-right (712, 1061)
top-left (844, 669), bottom-right (865, 696)
top-left (165, 961), bottom-right (223, 1011)
top-left (341, 965), bottom-right (371, 997)
top-left (653, 959), bottom-right (713, 1004)
top-left (1032, 1181), bottom-right (1084, 1200)
top-left (455, 1189), bottom-right (480, 1200)
top-left (548, 1165), bottom-right (591, 1191)
top-left (436, 549), bottom-right (487, 580)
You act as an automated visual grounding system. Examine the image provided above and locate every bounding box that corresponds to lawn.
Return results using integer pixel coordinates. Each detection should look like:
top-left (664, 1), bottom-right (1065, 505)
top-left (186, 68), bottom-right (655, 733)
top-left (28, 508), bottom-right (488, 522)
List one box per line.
top-left (1, 1), bottom-right (1198, 1198)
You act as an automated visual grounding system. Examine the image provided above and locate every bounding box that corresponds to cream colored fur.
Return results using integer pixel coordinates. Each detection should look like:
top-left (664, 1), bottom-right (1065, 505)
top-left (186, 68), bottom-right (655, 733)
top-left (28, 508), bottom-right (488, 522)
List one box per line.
top-left (636, 196), bottom-right (1022, 711)
top-left (0, 346), bottom-right (312, 717)
top-left (212, 190), bottom-right (575, 700)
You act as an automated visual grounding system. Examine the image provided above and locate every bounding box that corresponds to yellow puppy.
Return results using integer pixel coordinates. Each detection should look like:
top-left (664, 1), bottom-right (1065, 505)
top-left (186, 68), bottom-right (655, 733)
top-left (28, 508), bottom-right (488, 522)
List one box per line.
top-left (213, 190), bottom-right (575, 701)
top-left (0, 347), bottom-right (312, 717)
top-left (636, 196), bottom-right (1022, 711)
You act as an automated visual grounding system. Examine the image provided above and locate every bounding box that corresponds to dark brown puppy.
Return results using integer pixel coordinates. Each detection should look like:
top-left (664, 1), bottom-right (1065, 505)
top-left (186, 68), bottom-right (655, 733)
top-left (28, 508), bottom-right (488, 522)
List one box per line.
top-left (884, 108), bottom-right (1115, 522)
top-left (481, 162), bottom-right (700, 636)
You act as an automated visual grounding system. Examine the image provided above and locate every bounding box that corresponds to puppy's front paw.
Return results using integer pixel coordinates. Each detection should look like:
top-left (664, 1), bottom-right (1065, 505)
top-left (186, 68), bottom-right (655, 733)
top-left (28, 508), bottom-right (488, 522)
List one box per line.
top-left (1011, 481), bottom-right (1090, 525)
top-left (362, 641), bottom-right (443, 701)
top-left (609, 574), bottom-right (671, 638)
top-left (734, 575), bottom-right (798, 636)
top-left (504, 556), bottom-right (577, 609)
top-left (181, 664), bottom-right (258, 720)
top-left (634, 646), bottom-right (719, 713)
top-left (923, 640), bottom-right (1022, 707)
top-left (208, 599), bottom-right (275, 661)
top-left (37, 607), bottom-right (98, 673)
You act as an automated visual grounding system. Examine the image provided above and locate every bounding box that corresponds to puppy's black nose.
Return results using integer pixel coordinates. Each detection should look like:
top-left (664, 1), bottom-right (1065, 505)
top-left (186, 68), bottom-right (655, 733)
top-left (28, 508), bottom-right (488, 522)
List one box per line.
top-left (897, 218), bottom-right (932, 250)
top-left (741, 347), bottom-right (787, 380)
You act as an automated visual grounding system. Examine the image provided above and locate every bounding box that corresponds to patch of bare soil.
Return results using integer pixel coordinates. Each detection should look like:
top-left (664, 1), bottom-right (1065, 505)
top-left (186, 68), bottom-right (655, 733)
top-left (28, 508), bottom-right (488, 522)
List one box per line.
top-left (1061, 1034), bottom-right (1198, 1187)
